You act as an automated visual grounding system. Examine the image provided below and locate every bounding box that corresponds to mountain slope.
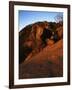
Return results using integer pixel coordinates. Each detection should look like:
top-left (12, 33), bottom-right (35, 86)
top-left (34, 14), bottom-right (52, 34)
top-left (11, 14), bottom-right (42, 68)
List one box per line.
top-left (19, 39), bottom-right (63, 79)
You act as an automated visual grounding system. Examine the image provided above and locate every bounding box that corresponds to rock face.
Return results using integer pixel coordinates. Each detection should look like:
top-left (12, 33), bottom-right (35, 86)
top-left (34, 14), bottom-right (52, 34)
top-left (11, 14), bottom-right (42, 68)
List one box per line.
top-left (19, 21), bottom-right (63, 79)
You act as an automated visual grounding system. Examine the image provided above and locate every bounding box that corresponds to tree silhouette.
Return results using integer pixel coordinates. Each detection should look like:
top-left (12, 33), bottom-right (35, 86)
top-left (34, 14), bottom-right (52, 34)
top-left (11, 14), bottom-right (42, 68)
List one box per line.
top-left (55, 13), bottom-right (63, 23)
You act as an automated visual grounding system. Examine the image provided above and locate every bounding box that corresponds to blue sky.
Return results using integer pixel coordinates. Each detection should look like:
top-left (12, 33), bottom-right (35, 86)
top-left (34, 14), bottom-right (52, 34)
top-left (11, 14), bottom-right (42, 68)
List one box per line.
top-left (19, 10), bottom-right (63, 31)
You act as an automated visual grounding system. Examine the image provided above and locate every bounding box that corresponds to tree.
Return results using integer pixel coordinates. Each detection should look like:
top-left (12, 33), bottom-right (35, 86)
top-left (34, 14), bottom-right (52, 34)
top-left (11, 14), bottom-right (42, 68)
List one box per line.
top-left (55, 13), bottom-right (63, 23)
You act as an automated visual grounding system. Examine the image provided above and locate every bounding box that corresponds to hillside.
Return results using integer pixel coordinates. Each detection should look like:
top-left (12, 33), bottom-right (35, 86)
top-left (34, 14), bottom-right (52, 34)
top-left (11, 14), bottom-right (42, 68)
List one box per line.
top-left (19, 21), bottom-right (63, 79)
top-left (19, 39), bottom-right (63, 79)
